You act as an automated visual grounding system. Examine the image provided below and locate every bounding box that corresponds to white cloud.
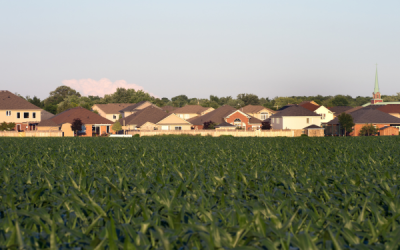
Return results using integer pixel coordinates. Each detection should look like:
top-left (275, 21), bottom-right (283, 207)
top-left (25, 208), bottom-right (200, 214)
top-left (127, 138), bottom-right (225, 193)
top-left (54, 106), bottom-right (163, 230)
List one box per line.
top-left (62, 78), bottom-right (156, 97)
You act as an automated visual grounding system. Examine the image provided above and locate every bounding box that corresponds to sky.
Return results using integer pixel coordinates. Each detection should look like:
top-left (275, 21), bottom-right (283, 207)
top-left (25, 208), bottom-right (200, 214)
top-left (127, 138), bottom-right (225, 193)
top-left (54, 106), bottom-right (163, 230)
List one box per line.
top-left (0, 1), bottom-right (399, 100)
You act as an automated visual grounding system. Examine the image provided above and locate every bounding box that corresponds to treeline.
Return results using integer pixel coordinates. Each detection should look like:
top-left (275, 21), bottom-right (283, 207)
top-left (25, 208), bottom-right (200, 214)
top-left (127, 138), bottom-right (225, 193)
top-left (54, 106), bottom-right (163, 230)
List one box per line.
top-left (22, 86), bottom-right (400, 114)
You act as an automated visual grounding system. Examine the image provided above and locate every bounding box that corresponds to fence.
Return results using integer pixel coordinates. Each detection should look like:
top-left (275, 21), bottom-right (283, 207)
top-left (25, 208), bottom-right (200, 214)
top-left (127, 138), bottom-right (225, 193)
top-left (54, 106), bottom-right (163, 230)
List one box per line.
top-left (126, 129), bottom-right (305, 137)
top-left (0, 131), bottom-right (63, 137)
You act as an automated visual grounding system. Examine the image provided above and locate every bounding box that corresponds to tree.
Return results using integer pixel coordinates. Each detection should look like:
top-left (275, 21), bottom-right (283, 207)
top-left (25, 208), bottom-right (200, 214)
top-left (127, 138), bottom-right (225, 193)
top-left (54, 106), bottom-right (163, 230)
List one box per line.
top-left (26, 96), bottom-right (43, 108)
top-left (359, 124), bottom-right (378, 136)
top-left (337, 113), bottom-right (355, 136)
top-left (0, 122), bottom-right (16, 131)
top-left (112, 121), bottom-right (122, 133)
top-left (261, 121), bottom-right (271, 130)
top-left (203, 121), bottom-right (217, 129)
top-left (331, 95), bottom-right (350, 106)
top-left (237, 93), bottom-right (259, 106)
top-left (44, 86), bottom-right (81, 106)
top-left (71, 118), bottom-right (83, 136)
top-left (171, 95), bottom-right (189, 107)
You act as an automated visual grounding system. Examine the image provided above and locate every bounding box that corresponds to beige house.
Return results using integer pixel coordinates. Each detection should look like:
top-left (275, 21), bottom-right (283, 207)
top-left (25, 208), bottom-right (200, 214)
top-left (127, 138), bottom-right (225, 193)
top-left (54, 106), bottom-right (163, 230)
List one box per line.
top-left (92, 103), bottom-right (132, 122)
top-left (0, 90), bottom-right (42, 131)
top-left (173, 105), bottom-right (214, 120)
top-left (156, 113), bottom-right (192, 130)
top-left (120, 106), bottom-right (169, 130)
top-left (270, 105), bottom-right (321, 130)
top-left (299, 101), bottom-right (334, 123)
top-left (240, 105), bottom-right (276, 120)
top-left (119, 101), bottom-right (156, 118)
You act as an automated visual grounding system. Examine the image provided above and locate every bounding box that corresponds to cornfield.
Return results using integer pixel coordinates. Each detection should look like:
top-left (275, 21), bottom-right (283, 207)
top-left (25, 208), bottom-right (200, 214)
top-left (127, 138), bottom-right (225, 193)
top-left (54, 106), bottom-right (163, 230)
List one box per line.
top-left (1, 136), bottom-right (400, 249)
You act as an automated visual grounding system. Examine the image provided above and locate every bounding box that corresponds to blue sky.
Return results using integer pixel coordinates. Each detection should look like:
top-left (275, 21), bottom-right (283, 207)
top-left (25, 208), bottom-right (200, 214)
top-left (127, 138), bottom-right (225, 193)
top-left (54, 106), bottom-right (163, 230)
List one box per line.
top-left (0, 1), bottom-right (399, 99)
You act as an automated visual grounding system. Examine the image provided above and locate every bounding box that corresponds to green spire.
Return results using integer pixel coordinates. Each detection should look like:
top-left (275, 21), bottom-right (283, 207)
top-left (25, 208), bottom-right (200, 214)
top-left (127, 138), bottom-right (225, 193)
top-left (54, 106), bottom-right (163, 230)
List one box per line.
top-left (374, 65), bottom-right (380, 94)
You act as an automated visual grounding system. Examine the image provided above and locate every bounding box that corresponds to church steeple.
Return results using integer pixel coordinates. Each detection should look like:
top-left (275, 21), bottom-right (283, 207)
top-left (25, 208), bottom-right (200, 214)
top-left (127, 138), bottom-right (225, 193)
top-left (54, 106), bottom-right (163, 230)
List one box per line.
top-left (371, 64), bottom-right (383, 104)
top-left (374, 65), bottom-right (380, 94)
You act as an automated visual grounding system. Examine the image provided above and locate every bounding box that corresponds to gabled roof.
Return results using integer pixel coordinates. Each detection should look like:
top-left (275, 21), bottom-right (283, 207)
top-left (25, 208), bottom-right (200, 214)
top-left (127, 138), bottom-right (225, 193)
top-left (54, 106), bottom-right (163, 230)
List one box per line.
top-left (215, 121), bottom-right (235, 127)
top-left (161, 105), bottom-right (178, 113)
top-left (327, 109), bottom-right (400, 125)
top-left (41, 110), bottom-right (55, 120)
top-left (248, 115), bottom-right (263, 124)
top-left (240, 105), bottom-right (276, 114)
top-left (120, 106), bottom-right (168, 127)
top-left (93, 103), bottom-right (132, 114)
top-left (304, 125), bottom-right (323, 129)
top-left (0, 90), bottom-right (42, 110)
top-left (299, 102), bottom-right (320, 112)
top-left (37, 119), bottom-right (59, 127)
top-left (278, 104), bottom-right (296, 111)
top-left (189, 105), bottom-right (237, 125)
top-left (119, 101), bottom-right (155, 113)
top-left (48, 107), bottom-right (113, 125)
top-left (328, 106), bottom-right (354, 114)
top-left (376, 104), bottom-right (400, 114)
top-left (173, 105), bottom-right (212, 114)
top-left (270, 105), bottom-right (320, 118)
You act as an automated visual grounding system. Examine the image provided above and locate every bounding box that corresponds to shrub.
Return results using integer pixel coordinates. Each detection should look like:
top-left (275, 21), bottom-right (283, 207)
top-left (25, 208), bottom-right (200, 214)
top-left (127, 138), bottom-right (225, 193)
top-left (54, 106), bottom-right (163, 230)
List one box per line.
top-left (359, 124), bottom-right (378, 136)
top-left (203, 121), bottom-right (217, 129)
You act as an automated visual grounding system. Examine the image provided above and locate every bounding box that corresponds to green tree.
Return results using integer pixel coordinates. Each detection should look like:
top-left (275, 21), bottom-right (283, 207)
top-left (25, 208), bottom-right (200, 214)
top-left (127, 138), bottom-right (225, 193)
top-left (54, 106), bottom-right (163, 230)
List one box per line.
top-left (171, 95), bottom-right (189, 107)
top-left (337, 113), bottom-right (355, 136)
top-left (0, 122), bottom-right (16, 131)
top-left (359, 124), bottom-right (378, 136)
top-left (237, 93), bottom-right (259, 106)
top-left (112, 121), bottom-right (122, 133)
top-left (331, 95), bottom-right (350, 106)
top-left (131, 90), bottom-right (153, 103)
top-left (44, 86), bottom-right (81, 106)
top-left (26, 96), bottom-right (43, 108)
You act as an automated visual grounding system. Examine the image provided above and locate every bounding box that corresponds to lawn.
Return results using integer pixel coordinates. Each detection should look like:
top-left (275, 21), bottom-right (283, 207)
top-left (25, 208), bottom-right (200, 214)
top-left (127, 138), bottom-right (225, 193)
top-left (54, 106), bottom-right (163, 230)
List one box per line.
top-left (1, 136), bottom-right (400, 249)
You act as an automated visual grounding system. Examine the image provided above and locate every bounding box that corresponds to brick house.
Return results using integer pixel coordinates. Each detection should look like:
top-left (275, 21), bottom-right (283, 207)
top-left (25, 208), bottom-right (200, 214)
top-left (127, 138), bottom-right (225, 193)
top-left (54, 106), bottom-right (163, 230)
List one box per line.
top-left (38, 107), bottom-right (114, 137)
top-left (326, 108), bottom-right (400, 136)
top-left (0, 90), bottom-right (42, 131)
top-left (240, 105), bottom-right (276, 120)
top-left (189, 105), bottom-right (262, 130)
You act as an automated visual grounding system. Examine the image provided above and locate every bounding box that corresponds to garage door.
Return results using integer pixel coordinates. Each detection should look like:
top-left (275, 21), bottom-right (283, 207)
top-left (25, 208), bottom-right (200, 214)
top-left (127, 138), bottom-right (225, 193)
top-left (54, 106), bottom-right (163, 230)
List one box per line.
top-left (161, 126), bottom-right (169, 130)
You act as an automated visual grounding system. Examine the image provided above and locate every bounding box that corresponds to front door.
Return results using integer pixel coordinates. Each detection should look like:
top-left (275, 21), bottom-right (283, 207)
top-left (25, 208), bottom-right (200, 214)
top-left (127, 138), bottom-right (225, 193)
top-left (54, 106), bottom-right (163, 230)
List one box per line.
top-left (17, 124), bottom-right (21, 131)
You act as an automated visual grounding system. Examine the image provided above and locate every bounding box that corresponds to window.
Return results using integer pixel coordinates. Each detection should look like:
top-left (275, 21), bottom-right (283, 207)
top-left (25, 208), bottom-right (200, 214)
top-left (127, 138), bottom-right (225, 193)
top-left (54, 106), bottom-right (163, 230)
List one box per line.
top-left (276, 118), bottom-right (280, 124)
top-left (24, 112), bottom-right (29, 118)
top-left (32, 112), bottom-right (36, 119)
top-left (161, 126), bottom-right (169, 130)
top-left (175, 126), bottom-right (182, 130)
top-left (272, 118), bottom-right (274, 123)
top-left (321, 114), bottom-right (326, 120)
top-left (306, 118), bottom-right (310, 124)
top-left (107, 126), bottom-right (110, 133)
top-left (261, 112), bottom-right (269, 120)
top-left (179, 114), bottom-right (184, 118)
top-left (113, 115), bottom-right (117, 120)
top-left (6, 111), bottom-right (11, 116)
top-left (17, 112), bottom-right (20, 119)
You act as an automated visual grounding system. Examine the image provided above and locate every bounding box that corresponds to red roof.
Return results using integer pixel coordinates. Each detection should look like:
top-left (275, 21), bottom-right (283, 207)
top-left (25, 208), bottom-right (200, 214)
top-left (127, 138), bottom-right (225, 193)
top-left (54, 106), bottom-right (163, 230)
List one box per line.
top-left (377, 104), bottom-right (400, 114)
top-left (47, 107), bottom-right (113, 125)
top-left (299, 102), bottom-right (320, 112)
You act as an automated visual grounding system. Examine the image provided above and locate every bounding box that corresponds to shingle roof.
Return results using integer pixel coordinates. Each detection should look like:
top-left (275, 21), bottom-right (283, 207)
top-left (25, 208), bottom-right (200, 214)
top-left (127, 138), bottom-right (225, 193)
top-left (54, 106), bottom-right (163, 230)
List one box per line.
top-left (93, 103), bottom-right (132, 114)
top-left (173, 105), bottom-right (211, 114)
top-left (376, 104), bottom-right (400, 114)
top-left (270, 105), bottom-right (320, 118)
top-left (49, 107), bottom-right (113, 125)
top-left (215, 121), bottom-right (235, 127)
top-left (299, 102), bottom-right (320, 112)
top-left (189, 105), bottom-right (237, 125)
top-left (278, 104), bottom-right (296, 111)
top-left (328, 106), bottom-right (354, 114)
top-left (161, 105), bottom-right (178, 113)
top-left (240, 105), bottom-right (276, 114)
top-left (327, 109), bottom-right (400, 124)
top-left (41, 110), bottom-right (55, 120)
top-left (119, 106), bottom-right (169, 127)
top-left (345, 106), bottom-right (363, 113)
top-left (248, 116), bottom-right (262, 124)
top-left (0, 90), bottom-right (42, 110)
top-left (304, 125), bottom-right (323, 129)
top-left (37, 119), bottom-right (59, 127)
top-left (119, 101), bottom-right (154, 112)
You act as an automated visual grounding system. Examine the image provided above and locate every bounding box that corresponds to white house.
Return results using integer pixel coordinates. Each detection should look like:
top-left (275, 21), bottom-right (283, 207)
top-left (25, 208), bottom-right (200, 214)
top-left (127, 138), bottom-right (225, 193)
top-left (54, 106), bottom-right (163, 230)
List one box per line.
top-left (270, 105), bottom-right (321, 130)
top-left (299, 101), bottom-right (334, 123)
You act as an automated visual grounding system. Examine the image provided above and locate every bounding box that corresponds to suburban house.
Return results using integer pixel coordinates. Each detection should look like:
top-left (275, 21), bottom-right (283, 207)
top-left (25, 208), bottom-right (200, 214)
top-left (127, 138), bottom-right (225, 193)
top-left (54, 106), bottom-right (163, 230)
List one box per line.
top-left (326, 108), bottom-right (400, 136)
top-left (240, 105), bottom-right (276, 120)
top-left (374, 104), bottom-right (400, 118)
top-left (92, 103), bottom-right (132, 122)
top-left (41, 110), bottom-right (54, 121)
top-left (269, 105), bottom-right (322, 130)
top-left (299, 101), bottom-right (334, 123)
top-left (38, 107), bottom-right (114, 137)
top-left (189, 105), bottom-right (262, 130)
top-left (173, 105), bottom-right (214, 120)
top-left (328, 106), bottom-right (354, 117)
top-left (119, 106), bottom-right (192, 130)
top-left (0, 90), bottom-right (42, 131)
top-left (119, 101), bottom-right (157, 118)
